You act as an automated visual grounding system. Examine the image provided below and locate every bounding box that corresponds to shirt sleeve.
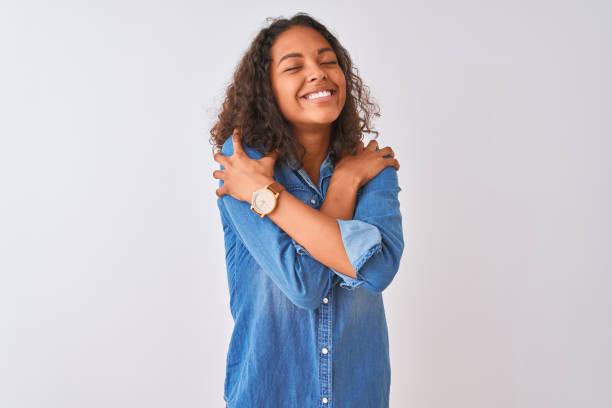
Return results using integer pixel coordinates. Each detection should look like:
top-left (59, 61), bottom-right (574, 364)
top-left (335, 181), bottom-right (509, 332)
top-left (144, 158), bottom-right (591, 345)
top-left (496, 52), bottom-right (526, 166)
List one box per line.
top-left (328, 148), bottom-right (405, 294)
top-left (216, 137), bottom-right (333, 310)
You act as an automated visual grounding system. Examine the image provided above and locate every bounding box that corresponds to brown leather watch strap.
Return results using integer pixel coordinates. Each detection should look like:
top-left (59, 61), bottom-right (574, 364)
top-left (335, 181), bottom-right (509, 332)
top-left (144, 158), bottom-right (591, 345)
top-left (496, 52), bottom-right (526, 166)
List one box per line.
top-left (267, 181), bottom-right (285, 195)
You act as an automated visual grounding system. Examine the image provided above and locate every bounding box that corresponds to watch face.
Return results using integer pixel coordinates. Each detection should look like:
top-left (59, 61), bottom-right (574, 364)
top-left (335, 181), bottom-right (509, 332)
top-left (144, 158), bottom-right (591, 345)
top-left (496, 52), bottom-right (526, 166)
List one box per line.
top-left (253, 189), bottom-right (275, 213)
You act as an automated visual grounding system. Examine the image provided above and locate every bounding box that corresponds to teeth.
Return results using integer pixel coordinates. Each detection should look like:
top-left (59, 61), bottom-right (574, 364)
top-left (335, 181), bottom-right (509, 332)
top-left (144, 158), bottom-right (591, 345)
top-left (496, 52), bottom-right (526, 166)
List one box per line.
top-left (306, 90), bottom-right (332, 100)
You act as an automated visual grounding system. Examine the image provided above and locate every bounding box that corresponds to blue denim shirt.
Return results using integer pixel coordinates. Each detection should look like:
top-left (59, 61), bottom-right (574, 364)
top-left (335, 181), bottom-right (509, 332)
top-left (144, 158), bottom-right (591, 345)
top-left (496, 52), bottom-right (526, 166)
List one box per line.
top-left (216, 136), bottom-right (404, 407)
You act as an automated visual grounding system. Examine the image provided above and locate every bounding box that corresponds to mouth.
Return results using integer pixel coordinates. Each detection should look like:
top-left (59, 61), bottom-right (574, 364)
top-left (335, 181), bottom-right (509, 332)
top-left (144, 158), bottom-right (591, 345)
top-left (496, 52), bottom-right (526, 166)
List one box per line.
top-left (300, 89), bottom-right (336, 104)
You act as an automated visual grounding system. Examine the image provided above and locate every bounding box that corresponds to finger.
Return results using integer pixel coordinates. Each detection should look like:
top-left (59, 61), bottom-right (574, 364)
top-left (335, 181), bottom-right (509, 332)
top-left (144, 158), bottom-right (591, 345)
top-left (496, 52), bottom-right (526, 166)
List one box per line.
top-left (365, 139), bottom-right (379, 151)
top-left (377, 146), bottom-right (394, 158)
top-left (215, 187), bottom-right (225, 198)
top-left (386, 157), bottom-right (400, 170)
top-left (212, 170), bottom-right (225, 180)
top-left (213, 152), bottom-right (229, 168)
top-left (352, 141), bottom-right (365, 154)
top-left (232, 128), bottom-right (244, 156)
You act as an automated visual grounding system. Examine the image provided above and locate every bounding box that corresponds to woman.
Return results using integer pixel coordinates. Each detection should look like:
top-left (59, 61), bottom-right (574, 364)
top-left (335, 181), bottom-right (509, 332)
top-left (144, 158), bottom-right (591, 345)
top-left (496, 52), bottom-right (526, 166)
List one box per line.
top-left (210, 13), bottom-right (404, 407)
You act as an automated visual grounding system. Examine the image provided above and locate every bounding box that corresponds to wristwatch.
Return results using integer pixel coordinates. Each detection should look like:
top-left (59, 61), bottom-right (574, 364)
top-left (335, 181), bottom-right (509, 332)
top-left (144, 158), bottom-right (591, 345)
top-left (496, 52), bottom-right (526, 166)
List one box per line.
top-left (250, 181), bottom-right (285, 218)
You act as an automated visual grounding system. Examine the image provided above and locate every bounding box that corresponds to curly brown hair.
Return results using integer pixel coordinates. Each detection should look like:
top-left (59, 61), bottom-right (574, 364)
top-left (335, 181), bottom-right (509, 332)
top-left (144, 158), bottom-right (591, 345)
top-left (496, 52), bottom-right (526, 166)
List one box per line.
top-left (209, 12), bottom-right (380, 170)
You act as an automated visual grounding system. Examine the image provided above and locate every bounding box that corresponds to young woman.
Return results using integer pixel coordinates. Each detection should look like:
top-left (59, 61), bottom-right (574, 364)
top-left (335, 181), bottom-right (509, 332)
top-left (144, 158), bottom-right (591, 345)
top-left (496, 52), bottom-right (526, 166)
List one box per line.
top-left (210, 13), bottom-right (404, 408)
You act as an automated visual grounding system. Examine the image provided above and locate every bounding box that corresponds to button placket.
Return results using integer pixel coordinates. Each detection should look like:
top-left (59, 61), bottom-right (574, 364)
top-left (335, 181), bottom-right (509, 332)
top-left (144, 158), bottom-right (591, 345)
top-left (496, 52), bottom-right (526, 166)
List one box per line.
top-left (318, 287), bottom-right (333, 407)
top-left (295, 168), bottom-right (323, 198)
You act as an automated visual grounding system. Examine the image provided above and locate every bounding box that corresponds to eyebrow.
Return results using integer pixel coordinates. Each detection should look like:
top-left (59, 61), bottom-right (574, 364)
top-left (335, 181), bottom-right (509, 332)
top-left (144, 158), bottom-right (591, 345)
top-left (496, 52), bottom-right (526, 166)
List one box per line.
top-left (277, 47), bottom-right (334, 66)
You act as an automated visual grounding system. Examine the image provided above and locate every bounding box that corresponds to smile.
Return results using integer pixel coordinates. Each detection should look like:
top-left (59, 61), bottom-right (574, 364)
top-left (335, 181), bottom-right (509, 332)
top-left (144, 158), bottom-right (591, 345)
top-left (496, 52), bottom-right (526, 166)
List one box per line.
top-left (301, 89), bottom-right (335, 103)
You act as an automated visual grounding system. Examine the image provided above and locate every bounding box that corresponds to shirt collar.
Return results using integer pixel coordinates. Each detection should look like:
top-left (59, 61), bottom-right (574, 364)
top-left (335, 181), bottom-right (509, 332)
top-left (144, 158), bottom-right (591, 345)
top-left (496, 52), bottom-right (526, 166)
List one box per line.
top-left (319, 149), bottom-right (335, 179)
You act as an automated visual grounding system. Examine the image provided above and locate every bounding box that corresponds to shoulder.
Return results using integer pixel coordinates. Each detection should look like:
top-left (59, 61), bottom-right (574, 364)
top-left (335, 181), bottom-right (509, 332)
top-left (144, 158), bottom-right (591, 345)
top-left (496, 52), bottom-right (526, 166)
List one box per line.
top-left (221, 134), bottom-right (265, 160)
top-left (360, 148), bottom-right (401, 193)
top-left (220, 135), bottom-right (291, 178)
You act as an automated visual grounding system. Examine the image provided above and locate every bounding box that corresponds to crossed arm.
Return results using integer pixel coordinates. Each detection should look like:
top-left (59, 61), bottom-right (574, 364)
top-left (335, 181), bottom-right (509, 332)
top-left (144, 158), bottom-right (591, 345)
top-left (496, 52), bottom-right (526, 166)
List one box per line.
top-left (262, 172), bottom-right (360, 279)
top-left (319, 173), bottom-right (359, 221)
top-left (216, 136), bottom-right (404, 308)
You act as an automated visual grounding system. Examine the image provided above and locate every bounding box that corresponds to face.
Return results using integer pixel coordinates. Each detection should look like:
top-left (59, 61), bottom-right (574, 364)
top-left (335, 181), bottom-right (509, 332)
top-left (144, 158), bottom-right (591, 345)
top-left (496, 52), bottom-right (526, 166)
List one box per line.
top-left (269, 25), bottom-right (347, 132)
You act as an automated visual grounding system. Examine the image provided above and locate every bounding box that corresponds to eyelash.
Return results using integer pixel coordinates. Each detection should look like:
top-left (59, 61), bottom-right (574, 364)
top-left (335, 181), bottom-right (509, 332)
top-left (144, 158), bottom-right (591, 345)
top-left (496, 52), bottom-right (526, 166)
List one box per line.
top-left (284, 61), bottom-right (337, 72)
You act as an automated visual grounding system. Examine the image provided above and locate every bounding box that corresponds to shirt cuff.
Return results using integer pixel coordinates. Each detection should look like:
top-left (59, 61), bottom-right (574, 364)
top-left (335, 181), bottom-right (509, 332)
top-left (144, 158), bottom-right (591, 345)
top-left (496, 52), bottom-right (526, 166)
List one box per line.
top-left (334, 219), bottom-right (382, 290)
top-left (291, 220), bottom-right (382, 290)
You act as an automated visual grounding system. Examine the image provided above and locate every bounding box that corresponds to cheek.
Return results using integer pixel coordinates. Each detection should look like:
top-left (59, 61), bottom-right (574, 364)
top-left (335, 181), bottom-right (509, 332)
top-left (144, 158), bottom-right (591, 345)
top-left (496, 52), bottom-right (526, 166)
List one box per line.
top-left (337, 81), bottom-right (347, 106)
top-left (335, 73), bottom-right (347, 103)
top-left (275, 82), bottom-right (300, 109)
top-left (339, 74), bottom-right (347, 94)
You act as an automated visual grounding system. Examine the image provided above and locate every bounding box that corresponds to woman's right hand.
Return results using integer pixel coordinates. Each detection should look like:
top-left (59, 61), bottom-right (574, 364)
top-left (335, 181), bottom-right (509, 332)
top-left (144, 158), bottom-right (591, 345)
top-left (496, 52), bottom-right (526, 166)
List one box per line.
top-left (334, 139), bottom-right (399, 189)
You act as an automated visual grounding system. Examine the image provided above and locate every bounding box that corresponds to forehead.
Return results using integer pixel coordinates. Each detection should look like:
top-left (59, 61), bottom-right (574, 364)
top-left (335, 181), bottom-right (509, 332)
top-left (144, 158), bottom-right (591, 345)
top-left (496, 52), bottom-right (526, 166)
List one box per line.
top-left (270, 25), bottom-right (333, 59)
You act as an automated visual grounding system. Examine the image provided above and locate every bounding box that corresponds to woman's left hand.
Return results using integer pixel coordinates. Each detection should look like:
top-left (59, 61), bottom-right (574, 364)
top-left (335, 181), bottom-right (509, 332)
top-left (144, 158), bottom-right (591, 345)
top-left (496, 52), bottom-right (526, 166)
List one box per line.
top-left (212, 128), bottom-right (280, 203)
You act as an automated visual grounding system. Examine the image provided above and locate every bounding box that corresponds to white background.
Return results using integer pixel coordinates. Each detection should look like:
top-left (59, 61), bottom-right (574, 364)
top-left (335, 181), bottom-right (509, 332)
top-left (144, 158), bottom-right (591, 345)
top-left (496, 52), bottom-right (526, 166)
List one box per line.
top-left (1, 1), bottom-right (610, 407)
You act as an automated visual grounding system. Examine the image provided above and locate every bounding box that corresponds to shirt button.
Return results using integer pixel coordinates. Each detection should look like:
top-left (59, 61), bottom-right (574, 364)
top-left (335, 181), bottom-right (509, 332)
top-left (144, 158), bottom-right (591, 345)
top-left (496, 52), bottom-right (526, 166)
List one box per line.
top-left (321, 347), bottom-right (328, 354)
top-left (322, 397), bottom-right (328, 404)
top-left (310, 198), bottom-right (316, 204)
top-left (322, 297), bottom-right (328, 304)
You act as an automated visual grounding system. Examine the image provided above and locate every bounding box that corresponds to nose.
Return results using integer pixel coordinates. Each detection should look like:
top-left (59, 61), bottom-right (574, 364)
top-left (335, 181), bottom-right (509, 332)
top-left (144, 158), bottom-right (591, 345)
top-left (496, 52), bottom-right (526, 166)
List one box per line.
top-left (308, 66), bottom-right (327, 82)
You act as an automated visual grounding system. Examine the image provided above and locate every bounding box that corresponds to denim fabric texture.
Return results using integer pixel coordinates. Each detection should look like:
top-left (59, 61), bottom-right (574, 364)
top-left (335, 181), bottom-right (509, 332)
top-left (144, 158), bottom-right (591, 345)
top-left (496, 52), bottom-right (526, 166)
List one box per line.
top-left (216, 136), bottom-right (404, 407)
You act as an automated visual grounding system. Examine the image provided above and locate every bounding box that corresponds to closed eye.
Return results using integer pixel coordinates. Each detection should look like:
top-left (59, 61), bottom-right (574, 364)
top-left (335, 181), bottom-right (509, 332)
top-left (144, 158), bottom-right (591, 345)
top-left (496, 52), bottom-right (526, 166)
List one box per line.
top-left (284, 61), bottom-right (338, 72)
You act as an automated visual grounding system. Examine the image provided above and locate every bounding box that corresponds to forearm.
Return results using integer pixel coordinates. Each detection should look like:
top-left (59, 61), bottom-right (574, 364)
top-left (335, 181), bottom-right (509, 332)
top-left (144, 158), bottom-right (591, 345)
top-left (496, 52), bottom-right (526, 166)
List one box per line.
top-left (266, 174), bottom-right (360, 279)
top-left (319, 172), bottom-right (359, 221)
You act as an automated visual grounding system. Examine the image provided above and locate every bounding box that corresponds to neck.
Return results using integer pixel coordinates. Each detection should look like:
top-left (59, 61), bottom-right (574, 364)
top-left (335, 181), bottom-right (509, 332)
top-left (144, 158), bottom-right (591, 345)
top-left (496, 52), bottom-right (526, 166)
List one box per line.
top-left (294, 125), bottom-right (331, 165)
top-left (293, 124), bottom-right (332, 186)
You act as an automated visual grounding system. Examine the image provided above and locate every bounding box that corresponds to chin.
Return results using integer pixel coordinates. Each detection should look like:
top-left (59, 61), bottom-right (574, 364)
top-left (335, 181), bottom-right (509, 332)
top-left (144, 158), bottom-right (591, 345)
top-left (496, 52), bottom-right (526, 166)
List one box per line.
top-left (304, 111), bottom-right (342, 124)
